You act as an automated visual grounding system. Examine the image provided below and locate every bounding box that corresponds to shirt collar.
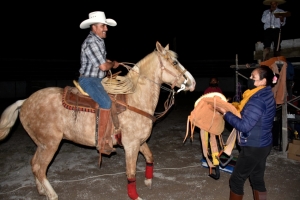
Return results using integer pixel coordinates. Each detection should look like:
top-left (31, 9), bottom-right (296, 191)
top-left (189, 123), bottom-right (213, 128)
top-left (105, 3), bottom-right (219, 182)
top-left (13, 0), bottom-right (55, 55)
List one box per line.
top-left (89, 31), bottom-right (103, 41)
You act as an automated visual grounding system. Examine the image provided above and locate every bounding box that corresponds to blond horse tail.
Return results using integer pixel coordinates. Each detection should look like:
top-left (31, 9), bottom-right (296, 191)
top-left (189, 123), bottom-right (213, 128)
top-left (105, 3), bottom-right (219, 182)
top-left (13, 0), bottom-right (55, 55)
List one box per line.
top-left (0, 99), bottom-right (26, 140)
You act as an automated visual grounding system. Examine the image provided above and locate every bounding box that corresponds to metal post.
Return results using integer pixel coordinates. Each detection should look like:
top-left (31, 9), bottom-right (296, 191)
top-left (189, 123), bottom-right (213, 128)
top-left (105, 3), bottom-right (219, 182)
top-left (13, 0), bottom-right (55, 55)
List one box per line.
top-left (282, 93), bottom-right (288, 157)
top-left (235, 54), bottom-right (239, 102)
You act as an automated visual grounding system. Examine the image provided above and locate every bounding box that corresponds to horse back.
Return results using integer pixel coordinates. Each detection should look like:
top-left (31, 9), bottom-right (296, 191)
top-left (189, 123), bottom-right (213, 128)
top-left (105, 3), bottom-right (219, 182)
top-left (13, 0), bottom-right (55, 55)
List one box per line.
top-left (19, 87), bottom-right (96, 146)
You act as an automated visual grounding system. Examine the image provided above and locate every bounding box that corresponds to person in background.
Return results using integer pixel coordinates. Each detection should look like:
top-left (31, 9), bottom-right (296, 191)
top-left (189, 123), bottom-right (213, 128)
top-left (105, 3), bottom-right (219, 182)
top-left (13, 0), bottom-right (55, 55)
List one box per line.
top-left (204, 77), bottom-right (223, 94)
top-left (261, 0), bottom-right (287, 61)
top-left (215, 66), bottom-right (276, 200)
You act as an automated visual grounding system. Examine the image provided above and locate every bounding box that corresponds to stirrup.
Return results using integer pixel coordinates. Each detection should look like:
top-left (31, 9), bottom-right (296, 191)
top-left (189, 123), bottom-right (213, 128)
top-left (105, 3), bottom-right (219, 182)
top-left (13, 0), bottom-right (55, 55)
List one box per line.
top-left (216, 150), bottom-right (234, 168)
top-left (209, 165), bottom-right (220, 180)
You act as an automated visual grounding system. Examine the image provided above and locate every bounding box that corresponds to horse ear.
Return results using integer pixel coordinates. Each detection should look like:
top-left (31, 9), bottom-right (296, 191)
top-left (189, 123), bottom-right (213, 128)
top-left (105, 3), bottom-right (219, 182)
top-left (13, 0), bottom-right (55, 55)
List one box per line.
top-left (164, 44), bottom-right (169, 50)
top-left (156, 41), bottom-right (165, 54)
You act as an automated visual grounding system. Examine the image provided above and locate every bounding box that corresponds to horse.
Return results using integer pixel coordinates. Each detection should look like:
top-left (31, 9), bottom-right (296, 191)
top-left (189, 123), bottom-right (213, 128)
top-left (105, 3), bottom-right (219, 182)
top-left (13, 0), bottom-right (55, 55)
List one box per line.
top-left (0, 41), bottom-right (196, 200)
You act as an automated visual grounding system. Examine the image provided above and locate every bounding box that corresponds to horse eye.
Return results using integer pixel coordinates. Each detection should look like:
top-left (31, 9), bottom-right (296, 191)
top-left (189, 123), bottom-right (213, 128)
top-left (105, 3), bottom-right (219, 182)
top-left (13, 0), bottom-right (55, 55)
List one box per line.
top-left (173, 61), bottom-right (178, 65)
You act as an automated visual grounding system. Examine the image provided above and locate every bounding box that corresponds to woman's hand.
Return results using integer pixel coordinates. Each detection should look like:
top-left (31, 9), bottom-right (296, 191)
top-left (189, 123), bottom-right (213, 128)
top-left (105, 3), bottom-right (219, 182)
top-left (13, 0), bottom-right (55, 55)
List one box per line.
top-left (215, 106), bottom-right (226, 115)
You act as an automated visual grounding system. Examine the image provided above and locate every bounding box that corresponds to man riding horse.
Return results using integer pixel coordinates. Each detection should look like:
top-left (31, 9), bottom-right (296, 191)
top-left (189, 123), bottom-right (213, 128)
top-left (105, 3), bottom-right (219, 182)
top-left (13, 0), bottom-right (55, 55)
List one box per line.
top-left (79, 11), bottom-right (120, 154)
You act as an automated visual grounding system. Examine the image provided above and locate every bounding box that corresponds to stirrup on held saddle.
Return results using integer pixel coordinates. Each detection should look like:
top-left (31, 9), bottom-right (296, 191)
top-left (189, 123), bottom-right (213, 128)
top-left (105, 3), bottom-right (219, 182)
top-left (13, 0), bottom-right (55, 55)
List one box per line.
top-left (208, 151), bottom-right (234, 180)
top-left (73, 80), bottom-right (89, 96)
top-left (209, 165), bottom-right (220, 180)
top-left (216, 150), bottom-right (234, 168)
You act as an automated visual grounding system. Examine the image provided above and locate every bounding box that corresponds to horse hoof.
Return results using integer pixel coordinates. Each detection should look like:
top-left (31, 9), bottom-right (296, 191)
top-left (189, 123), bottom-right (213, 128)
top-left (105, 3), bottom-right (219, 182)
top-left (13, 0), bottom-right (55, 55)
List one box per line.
top-left (144, 178), bottom-right (152, 189)
top-left (47, 196), bottom-right (58, 200)
top-left (35, 177), bottom-right (46, 196)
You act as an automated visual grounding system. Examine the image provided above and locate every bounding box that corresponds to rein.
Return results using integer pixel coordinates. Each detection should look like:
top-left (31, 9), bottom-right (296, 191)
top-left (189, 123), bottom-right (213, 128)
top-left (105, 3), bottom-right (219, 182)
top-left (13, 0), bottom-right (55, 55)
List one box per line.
top-left (154, 90), bottom-right (175, 120)
top-left (119, 62), bottom-right (174, 93)
top-left (118, 51), bottom-right (186, 121)
top-left (110, 97), bottom-right (157, 122)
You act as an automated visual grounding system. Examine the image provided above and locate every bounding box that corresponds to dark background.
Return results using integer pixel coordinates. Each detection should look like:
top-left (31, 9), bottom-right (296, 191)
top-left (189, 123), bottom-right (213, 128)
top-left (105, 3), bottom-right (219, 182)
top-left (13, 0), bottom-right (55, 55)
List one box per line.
top-left (0, 0), bottom-right (299, 80)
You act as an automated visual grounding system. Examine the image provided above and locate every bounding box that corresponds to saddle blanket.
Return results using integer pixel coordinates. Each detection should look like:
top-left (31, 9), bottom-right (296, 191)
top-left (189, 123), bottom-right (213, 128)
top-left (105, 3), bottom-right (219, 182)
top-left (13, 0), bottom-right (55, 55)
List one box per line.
top-left (201, 156), bottom-right (237, 174)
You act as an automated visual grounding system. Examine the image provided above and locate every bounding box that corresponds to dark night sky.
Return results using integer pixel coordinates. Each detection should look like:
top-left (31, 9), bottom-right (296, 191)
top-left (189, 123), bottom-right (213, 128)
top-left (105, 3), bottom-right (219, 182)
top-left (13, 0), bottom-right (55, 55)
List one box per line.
top-left (1, 1), bottom-right (299, 64)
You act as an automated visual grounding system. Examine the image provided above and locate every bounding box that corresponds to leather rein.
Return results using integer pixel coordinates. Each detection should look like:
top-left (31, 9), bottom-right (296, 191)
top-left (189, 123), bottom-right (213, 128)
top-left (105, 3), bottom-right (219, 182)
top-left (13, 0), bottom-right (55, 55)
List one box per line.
top-left (118, 51), bottom-right (187, 123)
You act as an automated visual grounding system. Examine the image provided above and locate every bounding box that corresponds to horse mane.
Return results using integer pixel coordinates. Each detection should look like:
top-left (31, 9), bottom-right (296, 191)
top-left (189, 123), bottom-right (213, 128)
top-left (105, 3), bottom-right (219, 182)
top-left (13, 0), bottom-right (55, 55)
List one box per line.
top-left (165, 49), bottom-right (178, 59)
top-left (136, 49), bottom-right (177, 70)
top-left (102, 48), bottom-right (179, 94)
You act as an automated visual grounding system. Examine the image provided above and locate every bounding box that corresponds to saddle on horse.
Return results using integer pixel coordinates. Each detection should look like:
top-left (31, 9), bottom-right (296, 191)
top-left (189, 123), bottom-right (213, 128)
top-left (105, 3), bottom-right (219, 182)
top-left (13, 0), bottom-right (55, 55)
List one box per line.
top-left (62, 83), bottom-right (126, 157)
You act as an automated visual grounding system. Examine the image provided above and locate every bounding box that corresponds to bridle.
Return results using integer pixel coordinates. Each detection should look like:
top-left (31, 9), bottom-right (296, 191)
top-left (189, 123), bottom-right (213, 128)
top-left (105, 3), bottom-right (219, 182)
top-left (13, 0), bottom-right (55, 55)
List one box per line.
top-left (119, 50), bottom-right (189, 121)
top-left (120, 50), bottom-right (188, 93)
top-left (155, 51), bottom-right (188, 93)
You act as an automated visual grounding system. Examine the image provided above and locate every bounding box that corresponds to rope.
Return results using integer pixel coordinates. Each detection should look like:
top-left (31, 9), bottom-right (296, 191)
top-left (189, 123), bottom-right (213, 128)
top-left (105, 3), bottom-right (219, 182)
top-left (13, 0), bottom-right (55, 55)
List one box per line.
top-left (101, 63), bottom-right (136, 94)
top-left (102, 74), bottom-right (135, 94)
top-left (0, 164), bottom-right (202, 195)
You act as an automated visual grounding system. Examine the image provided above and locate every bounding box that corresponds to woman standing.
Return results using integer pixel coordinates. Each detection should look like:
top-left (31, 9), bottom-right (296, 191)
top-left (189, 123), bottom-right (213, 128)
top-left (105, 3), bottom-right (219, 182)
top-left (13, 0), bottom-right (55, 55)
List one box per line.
top-left (216, 66), bottom-right (276, 200)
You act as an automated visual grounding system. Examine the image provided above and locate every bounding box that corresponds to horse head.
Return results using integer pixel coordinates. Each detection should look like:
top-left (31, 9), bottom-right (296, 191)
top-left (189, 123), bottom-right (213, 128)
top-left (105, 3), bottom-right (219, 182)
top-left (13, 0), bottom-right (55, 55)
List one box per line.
top-left (155, 41), bottom-right (196, 92)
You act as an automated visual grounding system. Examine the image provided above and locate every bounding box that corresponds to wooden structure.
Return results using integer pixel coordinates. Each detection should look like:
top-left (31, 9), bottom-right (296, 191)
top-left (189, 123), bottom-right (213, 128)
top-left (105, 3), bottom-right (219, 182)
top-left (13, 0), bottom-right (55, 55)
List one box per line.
top-left (254, 39), bottom-right (300, 61)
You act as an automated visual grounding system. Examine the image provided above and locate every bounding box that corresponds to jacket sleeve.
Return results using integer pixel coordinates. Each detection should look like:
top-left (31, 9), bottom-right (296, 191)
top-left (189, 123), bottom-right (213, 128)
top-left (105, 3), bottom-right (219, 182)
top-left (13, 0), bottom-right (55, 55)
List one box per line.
top-left (224, 97), bottom-right (266, 133)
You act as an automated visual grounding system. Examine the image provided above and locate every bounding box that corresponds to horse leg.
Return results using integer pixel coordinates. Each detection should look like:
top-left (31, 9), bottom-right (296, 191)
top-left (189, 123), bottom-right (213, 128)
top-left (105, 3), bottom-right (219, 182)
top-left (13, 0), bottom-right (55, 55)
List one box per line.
top-left (31, 141), bottom-right (61, 200)
top-left (139, 142), bottom-right (154, 189)
top-left (124, 142), bottom-right (143, 200)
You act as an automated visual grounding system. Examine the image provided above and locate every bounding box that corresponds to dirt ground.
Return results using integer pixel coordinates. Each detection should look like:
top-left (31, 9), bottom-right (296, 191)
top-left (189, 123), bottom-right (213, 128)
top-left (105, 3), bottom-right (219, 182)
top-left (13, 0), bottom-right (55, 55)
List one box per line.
top-left (0, 92), bottom-right (300, 200)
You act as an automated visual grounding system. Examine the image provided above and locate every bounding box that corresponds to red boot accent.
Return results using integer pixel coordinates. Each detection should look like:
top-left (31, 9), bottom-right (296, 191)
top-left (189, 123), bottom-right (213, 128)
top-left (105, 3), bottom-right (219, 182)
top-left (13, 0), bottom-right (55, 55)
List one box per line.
top-left (145, 162), bottom-right (154, 179)
top-left (127, 178), bottom-right (139, 200)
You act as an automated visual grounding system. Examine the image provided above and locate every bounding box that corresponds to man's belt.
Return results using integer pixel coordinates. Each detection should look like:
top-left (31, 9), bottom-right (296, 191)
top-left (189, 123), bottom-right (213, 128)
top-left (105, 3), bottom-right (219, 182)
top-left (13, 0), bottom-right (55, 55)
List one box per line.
top-left (269, 25), bottom-right (280, 29)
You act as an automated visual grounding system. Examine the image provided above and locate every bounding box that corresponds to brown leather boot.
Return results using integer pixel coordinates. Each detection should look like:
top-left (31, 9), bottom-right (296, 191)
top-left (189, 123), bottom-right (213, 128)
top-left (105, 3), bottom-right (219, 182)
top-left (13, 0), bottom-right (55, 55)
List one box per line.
top-left (253, 190), bottom-right (267, 200)
top-left (110, 102), bottom-right (121, 135)
top-left (97, 108), bottom-right (115, 155)
top-left (230, 190), bottom-right (243, 200)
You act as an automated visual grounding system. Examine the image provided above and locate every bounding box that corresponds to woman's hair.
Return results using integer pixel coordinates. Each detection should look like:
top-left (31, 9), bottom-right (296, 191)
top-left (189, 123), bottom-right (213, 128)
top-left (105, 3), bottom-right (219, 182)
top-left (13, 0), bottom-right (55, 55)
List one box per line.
top-left (256, 65), bottom-right (276, 86)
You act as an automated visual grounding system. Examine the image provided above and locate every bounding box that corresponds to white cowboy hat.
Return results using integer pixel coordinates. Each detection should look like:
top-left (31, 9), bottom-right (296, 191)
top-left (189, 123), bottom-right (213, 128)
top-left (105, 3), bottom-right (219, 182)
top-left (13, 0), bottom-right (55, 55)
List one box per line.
top-left (80, 11), bottom-right (117, 29)
top-left (263, 0), bottom-right (286, 5)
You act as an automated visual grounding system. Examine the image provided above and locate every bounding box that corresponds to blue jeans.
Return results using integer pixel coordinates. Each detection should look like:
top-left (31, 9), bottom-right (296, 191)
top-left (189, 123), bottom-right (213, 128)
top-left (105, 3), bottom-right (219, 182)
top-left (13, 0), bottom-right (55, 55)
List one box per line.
top-left (78, 76), bottom-right (111, 109)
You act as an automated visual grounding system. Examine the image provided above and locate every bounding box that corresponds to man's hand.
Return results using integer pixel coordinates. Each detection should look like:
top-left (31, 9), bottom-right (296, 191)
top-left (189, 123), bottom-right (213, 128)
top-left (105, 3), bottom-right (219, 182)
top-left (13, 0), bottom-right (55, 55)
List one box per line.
top-left (107, 59), bottom-right (119, 68)
top-left (113, 61), bottom-right (119, 69)
top-left (99, 60), bottom-right (119, 71)
top-left (279, 16), bottom-right (284, 22)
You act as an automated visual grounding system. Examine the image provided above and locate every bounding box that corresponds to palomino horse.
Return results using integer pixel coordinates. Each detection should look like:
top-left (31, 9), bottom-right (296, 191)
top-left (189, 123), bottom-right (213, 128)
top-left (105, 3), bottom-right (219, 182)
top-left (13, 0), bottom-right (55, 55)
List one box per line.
top-left (0, 41), bottom-right (196, 200)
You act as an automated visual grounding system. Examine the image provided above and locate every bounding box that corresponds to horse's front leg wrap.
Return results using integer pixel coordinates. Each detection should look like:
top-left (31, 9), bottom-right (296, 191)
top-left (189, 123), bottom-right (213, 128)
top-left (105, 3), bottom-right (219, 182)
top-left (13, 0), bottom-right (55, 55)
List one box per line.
top-left (145, 162), bottom-right (154, 179)
top-left (127, 178), bottom-right (139, 200)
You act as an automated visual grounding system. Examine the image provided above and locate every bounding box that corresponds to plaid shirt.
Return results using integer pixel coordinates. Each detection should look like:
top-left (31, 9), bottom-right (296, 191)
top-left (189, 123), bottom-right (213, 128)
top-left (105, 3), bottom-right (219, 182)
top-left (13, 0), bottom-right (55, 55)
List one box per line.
top-left (79, 31), bottom-right (107, 78)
